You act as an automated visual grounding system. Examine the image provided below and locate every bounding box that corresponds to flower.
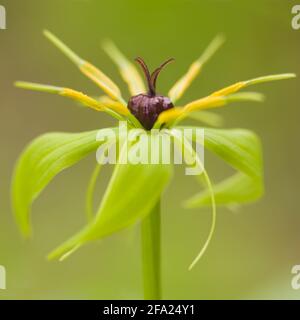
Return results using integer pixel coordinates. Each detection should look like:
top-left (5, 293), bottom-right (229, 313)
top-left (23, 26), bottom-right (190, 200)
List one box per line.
top-left (12, 31), bottom-right (295, 269)
top-left (127, 57), bottom-right (175, 130)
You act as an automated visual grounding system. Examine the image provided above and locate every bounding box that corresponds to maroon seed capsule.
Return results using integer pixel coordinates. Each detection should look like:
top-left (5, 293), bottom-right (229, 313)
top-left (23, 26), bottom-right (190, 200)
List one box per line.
top-left (128, 57), bottom-right (174, 130)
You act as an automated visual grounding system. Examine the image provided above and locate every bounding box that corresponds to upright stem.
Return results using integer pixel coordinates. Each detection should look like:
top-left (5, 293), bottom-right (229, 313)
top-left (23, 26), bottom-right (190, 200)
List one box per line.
top-left (141, 199), bottom-right (161, 300)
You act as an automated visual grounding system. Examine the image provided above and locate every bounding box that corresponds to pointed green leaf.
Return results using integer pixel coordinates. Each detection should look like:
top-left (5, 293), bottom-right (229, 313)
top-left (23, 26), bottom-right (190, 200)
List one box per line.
top-left (48, 134), bottom-right (173, 260)
top-left (12, 129), bottom-right (116, 236)
top-left (182, 127), bottom-right (264, 207)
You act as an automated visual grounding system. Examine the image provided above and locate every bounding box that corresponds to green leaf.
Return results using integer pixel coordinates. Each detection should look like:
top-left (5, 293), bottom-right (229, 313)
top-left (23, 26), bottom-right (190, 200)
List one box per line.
top-left (183, 127), bottom-right (264, 207)
top-left (48, 134), bottom-right (173, 260)
top-left (11, 129), bottom-right (115, 236)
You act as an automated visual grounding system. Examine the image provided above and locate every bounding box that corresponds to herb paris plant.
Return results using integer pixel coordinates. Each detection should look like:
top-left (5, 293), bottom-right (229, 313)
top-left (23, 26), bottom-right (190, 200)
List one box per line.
top-left (12, 31), bottom-right (295, 299)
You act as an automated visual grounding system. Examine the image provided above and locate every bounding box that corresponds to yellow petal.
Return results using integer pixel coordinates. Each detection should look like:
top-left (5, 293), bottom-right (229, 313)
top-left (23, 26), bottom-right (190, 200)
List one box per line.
top-left (210, 82), bottom-right (245, 97)
top-left (61, 89), bottom-right (129, 115)
top-left (156, 107), bottom-right (184, 126)
top-left (102, 40), bottom-right (146, 95)
top-left (79, 62), bottom-right (122, 101)
top-left (184, 92), bottom-right (264, 113)
top-left (156, 98), bottom-right (223, 128)
top-left (60, 88), bottom-right (104, 111)
top-left (184, 96), bottom-right (226, 112)
top-left (154, 92), bottom-right (264, 128)
top-left (168, 35), bottom-right (225, 103)
top-left (15, 81), bottom-right (128, 119)
top-left (43, 30), bottom-right (124, 103)
top-left (210, 73), bottom-right (296, 97)
top-left (98, 95), bottom-right (131, 115)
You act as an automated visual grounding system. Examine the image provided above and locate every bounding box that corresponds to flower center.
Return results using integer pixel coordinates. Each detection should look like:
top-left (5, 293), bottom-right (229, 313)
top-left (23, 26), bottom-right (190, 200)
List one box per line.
top-left (128, 57), bottom-right (174, 130)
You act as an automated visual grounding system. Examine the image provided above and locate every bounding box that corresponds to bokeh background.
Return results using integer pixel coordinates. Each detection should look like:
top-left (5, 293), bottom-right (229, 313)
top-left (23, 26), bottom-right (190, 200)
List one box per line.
top-left (0, 0), bottom-right (300, 299)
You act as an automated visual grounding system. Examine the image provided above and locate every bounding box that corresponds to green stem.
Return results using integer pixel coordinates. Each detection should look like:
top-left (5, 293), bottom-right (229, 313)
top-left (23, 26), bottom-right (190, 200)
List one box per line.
top-left (141, 199), bottom-right (161, 300)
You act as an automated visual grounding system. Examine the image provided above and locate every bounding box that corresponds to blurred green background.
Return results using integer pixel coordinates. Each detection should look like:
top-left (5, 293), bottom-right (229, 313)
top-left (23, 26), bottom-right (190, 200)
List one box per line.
top-left (1, 0), bottom-right (300, 299)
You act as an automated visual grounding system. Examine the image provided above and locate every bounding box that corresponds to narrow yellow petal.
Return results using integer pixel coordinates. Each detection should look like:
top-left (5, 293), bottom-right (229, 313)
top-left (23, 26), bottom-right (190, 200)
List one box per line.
top-left (98, 95), bottom-right (131, 115)
top-left (97, 96), bottom-right (142, 128)
top-left (210, 82), bottom-right (245, 97)
top-left (154, 92), bottom-right (264, 128)
top-left (185, 96), bottom-right (226, 112)
top-left (15, 81), bottom-right (128, 119)
top-left (61, 89), bottom-right (129, 115)
top-left (15, 81), bottom-right (62, 94)
top-left (102, 40), bottom-right (146, 95)
top-left (43, 30), bottom-right (123, 102)
top-left (185, 92), bottom-right (264, 113)
top-left (155, 98), bottom-right (223, 128)
top-left (158, 72), bottom-right (295, 128)
top-left (210, 73), bottom-right (296, 97)
top-left (79, 62), bottom-right (122, 101)
top-left (98, 95), bottom-right (119, 104)
top-left (168, 35), bottom-right (225, 103)
top-left (60, 88), bottom-right (104, 111)
top-left (155, 107), bottom-right (184, 127)
top-left (244, 73), bottom-right (296, 86)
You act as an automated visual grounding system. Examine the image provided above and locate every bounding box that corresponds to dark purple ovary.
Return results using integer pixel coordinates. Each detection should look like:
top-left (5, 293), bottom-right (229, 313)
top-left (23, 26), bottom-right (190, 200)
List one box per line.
top-left (128, 57), bottom-right (175, 130)
top-left (128, 94), bottom-right (174, 130)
